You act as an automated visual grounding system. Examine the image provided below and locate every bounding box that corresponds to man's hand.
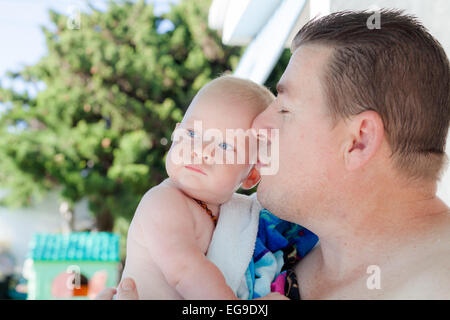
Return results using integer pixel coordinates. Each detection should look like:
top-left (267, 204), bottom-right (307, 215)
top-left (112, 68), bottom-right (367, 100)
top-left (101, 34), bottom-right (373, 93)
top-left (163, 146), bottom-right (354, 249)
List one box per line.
top-left (94, 278), bottom-right (289, 300)
top-left (94, 277), bottom-right (139, 300)
top-left (254, 292), bottom-right (290, 300)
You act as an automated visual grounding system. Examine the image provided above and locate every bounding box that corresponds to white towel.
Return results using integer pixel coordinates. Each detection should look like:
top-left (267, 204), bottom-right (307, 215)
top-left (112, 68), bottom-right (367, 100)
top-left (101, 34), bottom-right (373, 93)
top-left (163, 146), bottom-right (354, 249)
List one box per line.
top-left (206, 192), bottom-right (262, 299)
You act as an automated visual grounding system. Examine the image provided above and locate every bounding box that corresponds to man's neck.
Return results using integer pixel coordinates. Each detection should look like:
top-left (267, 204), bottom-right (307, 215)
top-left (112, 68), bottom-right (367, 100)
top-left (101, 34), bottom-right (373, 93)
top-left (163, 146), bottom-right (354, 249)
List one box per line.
top-left (308, 184), bottom-right (449, 284)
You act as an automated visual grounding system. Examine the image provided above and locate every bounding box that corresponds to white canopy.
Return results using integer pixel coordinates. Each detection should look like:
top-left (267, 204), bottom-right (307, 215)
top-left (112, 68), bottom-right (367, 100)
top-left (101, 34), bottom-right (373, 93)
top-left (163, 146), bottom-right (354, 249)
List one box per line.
top-left (208, 0), bottom-right (330, 84)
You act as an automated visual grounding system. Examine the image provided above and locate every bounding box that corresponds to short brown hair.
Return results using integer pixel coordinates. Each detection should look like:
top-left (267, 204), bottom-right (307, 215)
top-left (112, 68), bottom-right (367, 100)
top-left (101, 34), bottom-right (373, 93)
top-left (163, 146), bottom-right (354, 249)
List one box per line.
top-left (292, 9), bottom-right (450, 181)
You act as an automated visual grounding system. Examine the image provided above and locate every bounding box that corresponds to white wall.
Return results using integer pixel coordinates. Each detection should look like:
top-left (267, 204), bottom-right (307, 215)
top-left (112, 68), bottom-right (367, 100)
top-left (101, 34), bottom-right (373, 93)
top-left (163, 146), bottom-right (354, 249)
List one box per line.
top-left (0, 190), bottom-right (94, 273)
top-left (329, 0), bottom-right (450, 206)
top-left (331, 0), bottom-right (450, 52)
top-left (438, 133), bottom-right (450, 206)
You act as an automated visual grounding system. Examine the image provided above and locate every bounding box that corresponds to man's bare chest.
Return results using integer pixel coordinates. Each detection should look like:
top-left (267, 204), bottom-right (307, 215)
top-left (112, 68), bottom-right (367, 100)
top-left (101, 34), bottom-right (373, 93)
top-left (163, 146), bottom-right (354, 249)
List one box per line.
top-left (294, 246), bottom-right (449, 299)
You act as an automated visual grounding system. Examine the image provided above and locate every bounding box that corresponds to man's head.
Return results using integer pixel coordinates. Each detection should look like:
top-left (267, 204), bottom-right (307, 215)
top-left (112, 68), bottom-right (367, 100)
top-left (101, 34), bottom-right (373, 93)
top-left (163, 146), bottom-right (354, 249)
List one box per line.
top-left (166, 75), bottom-right (274, 204)
top-left (253, 10), bottom-right (450, 226)
top-left (292, 9), bottom-right (450, 181)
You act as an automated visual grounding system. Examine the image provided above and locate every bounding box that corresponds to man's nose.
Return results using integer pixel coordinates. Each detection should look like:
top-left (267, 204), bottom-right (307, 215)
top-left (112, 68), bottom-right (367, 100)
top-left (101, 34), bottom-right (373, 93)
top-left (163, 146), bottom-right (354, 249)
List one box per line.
top-left (252, 110), bottom-right (274, 143)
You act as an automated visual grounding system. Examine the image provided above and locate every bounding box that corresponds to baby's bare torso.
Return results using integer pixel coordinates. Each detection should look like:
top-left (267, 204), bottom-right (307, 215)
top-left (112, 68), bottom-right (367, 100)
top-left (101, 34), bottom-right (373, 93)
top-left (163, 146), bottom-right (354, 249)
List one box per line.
top-left (121, 180), bottom-right (216, 299)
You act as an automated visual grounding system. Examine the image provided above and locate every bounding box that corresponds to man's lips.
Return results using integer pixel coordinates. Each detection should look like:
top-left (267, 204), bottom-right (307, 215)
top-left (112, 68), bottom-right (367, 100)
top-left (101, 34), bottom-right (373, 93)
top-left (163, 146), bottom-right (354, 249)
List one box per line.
top-left (184, 165), bottom-right (207, 175)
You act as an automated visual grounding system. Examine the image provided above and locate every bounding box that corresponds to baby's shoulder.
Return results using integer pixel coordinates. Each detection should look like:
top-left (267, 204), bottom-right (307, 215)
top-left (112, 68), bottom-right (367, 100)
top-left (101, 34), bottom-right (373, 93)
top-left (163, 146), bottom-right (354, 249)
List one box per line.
top-left (144, 181), bottom-right (185, 202)
top-left (134, 180), bottom-right (191, 223)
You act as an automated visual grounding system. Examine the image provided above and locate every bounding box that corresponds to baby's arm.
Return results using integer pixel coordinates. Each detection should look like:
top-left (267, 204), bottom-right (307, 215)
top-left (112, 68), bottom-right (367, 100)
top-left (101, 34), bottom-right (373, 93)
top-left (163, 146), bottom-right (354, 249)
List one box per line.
top-left (134, 187), bottom-right (237, 300)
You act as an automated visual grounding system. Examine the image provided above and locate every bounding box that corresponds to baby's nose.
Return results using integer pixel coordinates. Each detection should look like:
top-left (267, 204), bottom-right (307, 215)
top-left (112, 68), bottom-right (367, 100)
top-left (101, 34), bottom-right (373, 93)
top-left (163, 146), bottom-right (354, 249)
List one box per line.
top-left (202, 147), bottom-right (215, 165)
top-left (190, 145), bottom-right (214, 165)
top-left (190, 148), bottom-right (201, 163)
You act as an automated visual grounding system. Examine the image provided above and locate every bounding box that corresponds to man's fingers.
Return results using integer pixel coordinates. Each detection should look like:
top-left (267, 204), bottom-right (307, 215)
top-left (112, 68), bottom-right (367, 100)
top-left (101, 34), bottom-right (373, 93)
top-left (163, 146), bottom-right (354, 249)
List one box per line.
top-left (93, 277), bottom-right (139, 300)
top-left (254, 292), bottom-right (290, 300)
top-left (116, 277), bottom-right (139, 300)
top-left (94, 287), bottom-right (117, 300)
top-left (265, 292), bottom-right (290, 300)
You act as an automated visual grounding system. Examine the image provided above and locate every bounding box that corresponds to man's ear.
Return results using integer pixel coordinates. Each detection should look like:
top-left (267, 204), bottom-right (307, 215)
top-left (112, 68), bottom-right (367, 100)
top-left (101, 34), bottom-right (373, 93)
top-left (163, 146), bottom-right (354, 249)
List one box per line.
top-left (241, 166), bottom-right (261, 190)
top-left (343, 111), bottom-right (384, 171)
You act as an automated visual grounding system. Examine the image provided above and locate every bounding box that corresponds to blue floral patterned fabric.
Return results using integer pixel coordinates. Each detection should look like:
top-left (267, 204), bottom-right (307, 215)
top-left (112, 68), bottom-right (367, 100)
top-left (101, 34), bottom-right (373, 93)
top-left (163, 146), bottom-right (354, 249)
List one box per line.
top-left (246, 209), bottom-right (319, 299)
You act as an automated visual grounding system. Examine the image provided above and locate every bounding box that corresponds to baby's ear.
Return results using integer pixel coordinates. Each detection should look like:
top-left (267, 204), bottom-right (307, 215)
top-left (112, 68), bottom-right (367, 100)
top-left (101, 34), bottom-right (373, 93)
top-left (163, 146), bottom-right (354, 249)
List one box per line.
top-left (175, 122), bottom-right (181, 128)
top-left (241, 166), bottom-right (261, 190)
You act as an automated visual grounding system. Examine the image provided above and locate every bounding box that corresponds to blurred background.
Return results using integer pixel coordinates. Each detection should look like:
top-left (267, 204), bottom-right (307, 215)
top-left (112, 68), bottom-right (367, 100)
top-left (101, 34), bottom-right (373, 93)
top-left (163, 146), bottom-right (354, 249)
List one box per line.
top-left (0, 0), bottom-right (448, 299)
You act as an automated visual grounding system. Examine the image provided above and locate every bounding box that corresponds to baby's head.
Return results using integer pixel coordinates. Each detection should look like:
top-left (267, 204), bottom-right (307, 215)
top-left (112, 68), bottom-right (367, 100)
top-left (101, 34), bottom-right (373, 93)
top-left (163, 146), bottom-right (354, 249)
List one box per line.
top-left (166, 75), bottom-right (275, 204)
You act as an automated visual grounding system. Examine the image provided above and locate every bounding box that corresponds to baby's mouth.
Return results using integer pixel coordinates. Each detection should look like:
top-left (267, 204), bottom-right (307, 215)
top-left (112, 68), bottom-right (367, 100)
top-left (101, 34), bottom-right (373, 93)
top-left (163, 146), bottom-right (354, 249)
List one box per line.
top-left (184, 165), bottom-right (207, 175)
top-left (255, 160), bottom-right (270, 170)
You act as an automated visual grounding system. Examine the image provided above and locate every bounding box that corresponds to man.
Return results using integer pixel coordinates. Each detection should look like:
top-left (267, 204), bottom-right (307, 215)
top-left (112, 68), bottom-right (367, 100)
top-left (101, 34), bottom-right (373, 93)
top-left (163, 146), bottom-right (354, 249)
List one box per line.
top-left (251, 9), bottom-right (450, 299)
top-left (98, 9), bottom-right (450, 300)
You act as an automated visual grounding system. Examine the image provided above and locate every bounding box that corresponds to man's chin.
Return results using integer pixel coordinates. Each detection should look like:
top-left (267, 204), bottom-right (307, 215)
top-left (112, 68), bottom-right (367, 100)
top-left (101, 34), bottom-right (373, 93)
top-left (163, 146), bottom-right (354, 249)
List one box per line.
top-left (256, 180), bottom-right (291, 220)
top-left (256, 183), bottom-right (272, 210)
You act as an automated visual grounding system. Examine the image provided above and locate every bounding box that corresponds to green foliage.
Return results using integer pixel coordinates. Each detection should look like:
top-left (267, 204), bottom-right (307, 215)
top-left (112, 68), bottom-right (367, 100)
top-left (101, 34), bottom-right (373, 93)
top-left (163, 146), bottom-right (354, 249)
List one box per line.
top-left (264, 49), bottom-right (291, 94)
top-left (0, 0), bottom-right (240, 228)
top-left (0, 0), bottom-right (289, 237)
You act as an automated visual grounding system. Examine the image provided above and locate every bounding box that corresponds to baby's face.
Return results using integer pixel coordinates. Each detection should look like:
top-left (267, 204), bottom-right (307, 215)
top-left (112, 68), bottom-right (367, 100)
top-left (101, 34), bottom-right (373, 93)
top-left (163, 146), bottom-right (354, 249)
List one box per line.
top-left (166, 89), bottom-right (261, 204)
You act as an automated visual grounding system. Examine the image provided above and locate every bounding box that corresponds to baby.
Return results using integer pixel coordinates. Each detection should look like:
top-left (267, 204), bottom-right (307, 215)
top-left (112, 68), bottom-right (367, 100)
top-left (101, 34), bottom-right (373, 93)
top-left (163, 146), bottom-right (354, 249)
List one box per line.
top-left (119, 75), bottom-right (275, 299)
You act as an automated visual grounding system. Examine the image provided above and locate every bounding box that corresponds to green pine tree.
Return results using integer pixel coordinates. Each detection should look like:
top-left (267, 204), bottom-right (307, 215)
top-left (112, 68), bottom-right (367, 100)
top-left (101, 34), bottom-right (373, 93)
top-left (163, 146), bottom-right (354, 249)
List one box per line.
top-left (0, 0), bottom-right (289, 244)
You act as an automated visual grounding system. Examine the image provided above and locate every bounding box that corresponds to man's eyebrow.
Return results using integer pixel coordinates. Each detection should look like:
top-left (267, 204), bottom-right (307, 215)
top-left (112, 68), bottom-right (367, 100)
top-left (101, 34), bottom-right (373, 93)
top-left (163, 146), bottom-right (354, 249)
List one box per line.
top-left (276, 82), bottom-right (286, 94)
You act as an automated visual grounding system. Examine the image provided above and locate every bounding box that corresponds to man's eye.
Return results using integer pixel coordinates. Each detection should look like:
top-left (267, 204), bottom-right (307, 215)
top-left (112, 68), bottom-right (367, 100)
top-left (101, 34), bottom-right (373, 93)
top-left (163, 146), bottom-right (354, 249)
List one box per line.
top-left (278, 109), bottom-right (289, 114)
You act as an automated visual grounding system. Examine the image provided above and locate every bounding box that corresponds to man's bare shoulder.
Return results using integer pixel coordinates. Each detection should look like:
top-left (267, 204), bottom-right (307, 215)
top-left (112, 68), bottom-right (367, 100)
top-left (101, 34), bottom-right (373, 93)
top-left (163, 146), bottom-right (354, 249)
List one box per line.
top-left (391, 254), bottom-right (450, 299)
top-left (395, 216), bottom-right (450, 299)
top-left (294, 214), bottom-right (450, 299)
top-left (383, 212), bottom-right (450, 299)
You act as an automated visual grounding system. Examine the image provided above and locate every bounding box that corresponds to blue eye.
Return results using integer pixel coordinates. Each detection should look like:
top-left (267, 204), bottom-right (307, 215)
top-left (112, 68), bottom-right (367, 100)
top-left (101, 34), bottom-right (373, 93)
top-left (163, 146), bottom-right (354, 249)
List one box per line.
top-left (219, 142), bottom-right (231, 151)
top-left (187, 129), bottom-right (196, 138)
